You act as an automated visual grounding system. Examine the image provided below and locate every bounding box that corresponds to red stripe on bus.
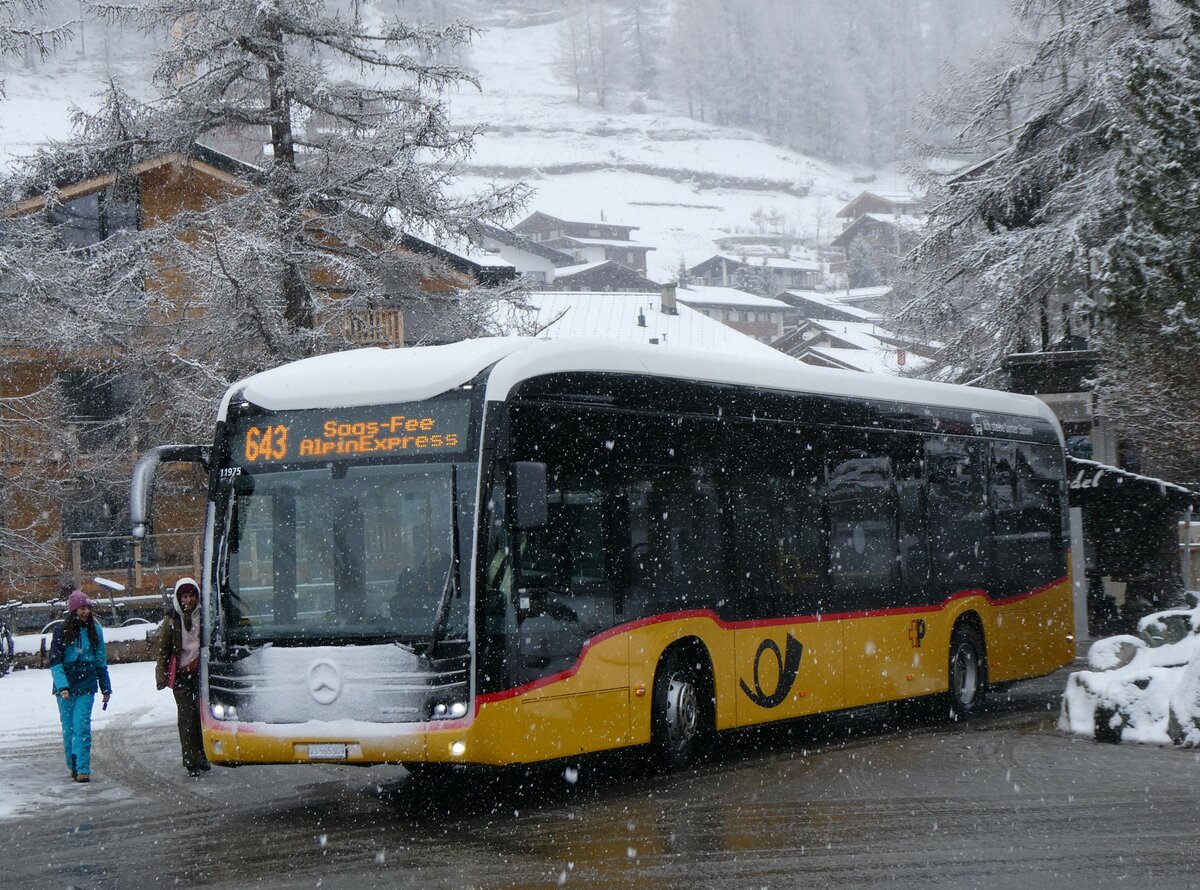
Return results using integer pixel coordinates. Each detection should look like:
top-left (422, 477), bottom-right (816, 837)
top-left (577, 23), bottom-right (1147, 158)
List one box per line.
top-left (475, 576), bottom-right (1068, 708)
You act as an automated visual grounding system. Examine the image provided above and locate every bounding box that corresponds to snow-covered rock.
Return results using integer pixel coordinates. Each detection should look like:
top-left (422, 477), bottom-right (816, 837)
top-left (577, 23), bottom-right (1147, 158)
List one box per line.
top-left (1060, 598), bottom-right (1200, 746)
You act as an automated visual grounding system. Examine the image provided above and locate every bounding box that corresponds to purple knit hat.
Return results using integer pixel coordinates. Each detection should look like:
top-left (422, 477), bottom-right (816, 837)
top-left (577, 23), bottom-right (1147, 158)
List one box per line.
top-left (67, 590), bottom-right (91, 613)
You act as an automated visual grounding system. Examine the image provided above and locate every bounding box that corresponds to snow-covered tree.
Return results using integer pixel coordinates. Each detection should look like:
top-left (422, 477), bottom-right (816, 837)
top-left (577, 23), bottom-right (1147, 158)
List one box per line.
top-left (847, 239), bottom-right (881, 289)
top-left (733, 258), bottom-right (776, 297)
top-left (1096, 7), bottom-right (1200, 481)
top-left (555, 1), bottom-right (623, 108)
top-left (895, 0), bottom-right (1182, 384)
top-left (659, 0), bottom-right (1011, 164)
top-left (616, 0), bottom-right (661, 93)
top-left (10, 0), bottom-right (526, 370)
top-left (0, 0), bottom-right (73, 96)
top-left (0, 1), bottom-right (527, 591)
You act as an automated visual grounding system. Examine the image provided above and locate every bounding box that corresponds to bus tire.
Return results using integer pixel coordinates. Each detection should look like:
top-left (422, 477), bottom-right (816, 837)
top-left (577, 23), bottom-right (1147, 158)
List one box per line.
top-left (650, 647), bottom-right (709, 771)
top-left (947, 621), bottom-right (987, 721)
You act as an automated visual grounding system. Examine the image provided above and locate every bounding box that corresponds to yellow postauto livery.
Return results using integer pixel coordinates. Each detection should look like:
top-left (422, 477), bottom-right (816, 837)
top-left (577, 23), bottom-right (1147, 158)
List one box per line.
top-left (131, 337), bottom-right (1075, 771)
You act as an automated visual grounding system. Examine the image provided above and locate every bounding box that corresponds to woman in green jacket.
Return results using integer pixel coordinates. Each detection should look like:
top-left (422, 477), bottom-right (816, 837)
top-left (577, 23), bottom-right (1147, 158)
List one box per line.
top-left (156, 577), bottom-right (210, 777)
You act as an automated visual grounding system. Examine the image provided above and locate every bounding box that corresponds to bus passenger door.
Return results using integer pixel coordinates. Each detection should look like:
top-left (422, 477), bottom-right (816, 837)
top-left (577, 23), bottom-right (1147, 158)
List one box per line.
top-left (507, 456), bottom-right (630, 757)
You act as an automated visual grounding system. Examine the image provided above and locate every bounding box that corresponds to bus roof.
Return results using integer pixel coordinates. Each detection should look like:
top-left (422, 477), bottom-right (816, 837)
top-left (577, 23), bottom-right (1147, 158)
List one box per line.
top-left (223, 337), bottom-right (1061, 432)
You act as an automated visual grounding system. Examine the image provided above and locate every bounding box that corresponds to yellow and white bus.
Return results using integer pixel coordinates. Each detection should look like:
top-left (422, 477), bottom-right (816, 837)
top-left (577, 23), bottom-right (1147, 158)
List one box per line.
top-left (131, 337), bottom-right (1074, 771)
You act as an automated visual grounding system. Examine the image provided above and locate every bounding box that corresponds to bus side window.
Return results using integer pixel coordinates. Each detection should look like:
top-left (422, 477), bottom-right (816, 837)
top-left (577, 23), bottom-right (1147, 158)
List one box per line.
top-left (926, 438), bottom-right (988, 597)
top-left (1015, 443), bottom-right (1067, 589)
top-left (990, 441), bottom-right (1023, 599)
top-left (894, 444), bottom-right (930, 606)
top-left (622, 469), bottom-right (724, 619)
top-left (725, 475), bottom-right (824, 620)
top-left (826, 445), bottom-right (898, 611)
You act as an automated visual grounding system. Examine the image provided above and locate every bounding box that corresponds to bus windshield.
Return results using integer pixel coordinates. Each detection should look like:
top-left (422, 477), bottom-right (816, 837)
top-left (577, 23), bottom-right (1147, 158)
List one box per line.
top-left (216, 461), bottom-right (473, 647)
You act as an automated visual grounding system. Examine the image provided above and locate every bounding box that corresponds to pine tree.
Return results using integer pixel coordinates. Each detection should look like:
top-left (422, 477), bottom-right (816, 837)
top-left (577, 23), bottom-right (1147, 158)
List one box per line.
top-left (1097, 9), bottom-right (1200, 481)
top-left (733, 258), bottom-right (775, 297)
top-left (895, 0), bottom-right (1177, 384)
top-left (847, 239), bottom-right (881, 289)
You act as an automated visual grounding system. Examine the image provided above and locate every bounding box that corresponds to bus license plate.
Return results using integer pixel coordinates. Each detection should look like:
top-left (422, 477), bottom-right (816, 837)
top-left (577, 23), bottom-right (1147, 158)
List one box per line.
top-left (308, 743), bottom-right (348, 761)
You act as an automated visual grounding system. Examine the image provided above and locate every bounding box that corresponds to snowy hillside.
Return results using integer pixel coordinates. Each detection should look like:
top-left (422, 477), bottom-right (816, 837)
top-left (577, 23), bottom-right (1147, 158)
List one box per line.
top-left (448, 18), bottom-right (885, 281)
top-left (0, 10), bottom-right (889, 281)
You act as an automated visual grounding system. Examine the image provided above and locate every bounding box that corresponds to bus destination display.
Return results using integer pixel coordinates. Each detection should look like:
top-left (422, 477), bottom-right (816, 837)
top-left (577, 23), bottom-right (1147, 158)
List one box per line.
top-left (234, 400), bottom-right (470, 466)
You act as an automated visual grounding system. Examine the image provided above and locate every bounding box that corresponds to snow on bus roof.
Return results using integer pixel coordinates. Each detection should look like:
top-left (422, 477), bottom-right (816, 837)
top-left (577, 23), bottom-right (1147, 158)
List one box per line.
top-left (222, 337), bottom-right (1060, 429)
top-left (222, 338), bottom-right (528, 414)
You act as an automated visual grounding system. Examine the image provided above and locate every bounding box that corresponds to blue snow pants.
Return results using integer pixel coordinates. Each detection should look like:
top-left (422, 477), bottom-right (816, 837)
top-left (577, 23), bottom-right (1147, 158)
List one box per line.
top-left (57, 692), bottom-right (95, 776)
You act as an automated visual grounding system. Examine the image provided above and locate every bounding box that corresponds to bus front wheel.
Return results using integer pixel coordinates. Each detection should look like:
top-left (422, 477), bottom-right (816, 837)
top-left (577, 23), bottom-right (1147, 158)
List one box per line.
top-left (650, 648), bottom-right (709, 771)
top-left (947, 622), bottom-right (987, 721)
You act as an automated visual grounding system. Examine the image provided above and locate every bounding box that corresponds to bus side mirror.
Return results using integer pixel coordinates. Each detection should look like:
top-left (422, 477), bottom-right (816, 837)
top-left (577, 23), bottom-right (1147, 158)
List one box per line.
top-left (512, 461), bottom-right (548, 529)
top-left (130, 444), bottom-right (211, 539)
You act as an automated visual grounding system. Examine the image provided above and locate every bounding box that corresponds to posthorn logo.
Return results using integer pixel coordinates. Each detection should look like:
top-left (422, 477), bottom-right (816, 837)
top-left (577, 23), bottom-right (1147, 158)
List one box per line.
top-left (307, 661), bottom-right (343, 705)
top-left (739, 634), bottom-right (804, 708)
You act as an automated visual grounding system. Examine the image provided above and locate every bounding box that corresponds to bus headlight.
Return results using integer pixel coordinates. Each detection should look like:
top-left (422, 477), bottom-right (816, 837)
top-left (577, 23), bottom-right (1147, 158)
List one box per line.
top-left (450, 741), bottom-right (466, 757)
top-left (212, 703), bottom-right (238, 721)
top-left (432, 701), bottom-right (468, 720)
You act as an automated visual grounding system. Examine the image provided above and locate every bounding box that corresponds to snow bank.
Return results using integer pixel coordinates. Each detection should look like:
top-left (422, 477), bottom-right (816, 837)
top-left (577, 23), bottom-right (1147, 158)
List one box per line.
top-left (1060, 599), bottom-right (1200, 745)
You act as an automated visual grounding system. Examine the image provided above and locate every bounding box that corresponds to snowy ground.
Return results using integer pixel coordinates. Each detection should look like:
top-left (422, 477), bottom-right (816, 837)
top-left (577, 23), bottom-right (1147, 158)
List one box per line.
top-left (0, 659), bottom-right (173, 820)
top-left (5, 600), bottom-right (1194, 825)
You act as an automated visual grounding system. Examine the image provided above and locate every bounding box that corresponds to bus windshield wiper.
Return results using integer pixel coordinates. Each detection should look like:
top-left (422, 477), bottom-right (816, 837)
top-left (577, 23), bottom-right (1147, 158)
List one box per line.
top-left (426, 465), bottom-right (460, 659)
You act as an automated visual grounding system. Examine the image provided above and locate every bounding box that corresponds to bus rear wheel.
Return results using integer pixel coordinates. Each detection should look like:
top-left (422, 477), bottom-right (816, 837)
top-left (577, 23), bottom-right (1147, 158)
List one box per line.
top-left (651, 648), bottom-right (709, 771)
top-left (947, 622), bottom-right (987, 720)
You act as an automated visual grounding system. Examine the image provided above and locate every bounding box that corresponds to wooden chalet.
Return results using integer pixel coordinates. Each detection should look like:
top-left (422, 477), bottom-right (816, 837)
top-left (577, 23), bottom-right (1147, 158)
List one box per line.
top-left (687, 254), bottom-right (823, 291)
top-left (673, 284), bottom-right (792, 343)
top-left (0, 144), bottom-right (514, 601)
top-left (835, 189), bottom-right (924, 229)
top-left (511, 211), bottom-right (655, 275)
top-left (551, 260), bottom-right (660, 292)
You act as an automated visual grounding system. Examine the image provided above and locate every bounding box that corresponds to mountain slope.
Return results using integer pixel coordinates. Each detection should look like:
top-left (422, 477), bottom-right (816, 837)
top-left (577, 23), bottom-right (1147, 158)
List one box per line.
top-left (448, 18), bottom-right (888, 279)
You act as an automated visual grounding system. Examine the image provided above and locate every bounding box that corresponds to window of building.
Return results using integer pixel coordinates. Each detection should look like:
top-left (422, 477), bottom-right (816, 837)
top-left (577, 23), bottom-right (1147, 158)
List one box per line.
top-left (64, 484), bottom-right (129, 570)
top-left (48, 185), bottom-right (138, 248)
top-left (58, 370), bottom-right (134, 449)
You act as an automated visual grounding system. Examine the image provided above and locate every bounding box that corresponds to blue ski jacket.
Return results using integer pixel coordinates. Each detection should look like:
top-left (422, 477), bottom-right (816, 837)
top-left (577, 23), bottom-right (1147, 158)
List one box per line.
top-left (49, 623), bottom-right (112, 697)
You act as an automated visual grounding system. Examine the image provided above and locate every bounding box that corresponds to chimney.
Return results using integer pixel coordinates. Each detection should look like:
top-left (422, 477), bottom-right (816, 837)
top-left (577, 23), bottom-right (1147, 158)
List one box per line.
top-left (660, 283), bottom-right (678, 316)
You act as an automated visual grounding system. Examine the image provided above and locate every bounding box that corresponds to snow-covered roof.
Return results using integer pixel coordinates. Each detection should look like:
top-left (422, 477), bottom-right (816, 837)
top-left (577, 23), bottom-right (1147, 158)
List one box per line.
top-left (861, 212), bottom-right (924, 230)
top-left (862, 190), bottom-right (921, 202)
top-left (781, 290), bottom-right (882, 322)
top-left (516, 211), bottom-right (637, 232)
top-left (553, 260), bottom-right (610, 277)
top-left (675, 285), bottom-right (792, 309)
top-left (561, 236), bottom-right (654, 251)
top-left (397, 222), bottom-right (516, 270)
top-left (834, 285), bottom-right (893, 302)
top-left (712, 253), bottom-right (821, 272)
top-left (799, 345), bottom-right (926, 376)
top-left (475, 223), bottom-right (576, 265)
top-left (515, 291), bottom-right (781, 355)
top-left (802, 320), bottom-right (898, 351)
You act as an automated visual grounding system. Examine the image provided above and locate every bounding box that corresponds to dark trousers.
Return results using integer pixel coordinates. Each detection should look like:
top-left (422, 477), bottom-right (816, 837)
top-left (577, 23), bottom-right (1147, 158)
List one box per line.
top-left (172, 670), bottom-right (208, 770)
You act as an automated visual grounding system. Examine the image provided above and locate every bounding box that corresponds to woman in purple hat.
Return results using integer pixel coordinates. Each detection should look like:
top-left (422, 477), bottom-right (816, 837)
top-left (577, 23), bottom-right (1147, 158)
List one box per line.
top-left (48, 591), bottom-right (112, 783)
